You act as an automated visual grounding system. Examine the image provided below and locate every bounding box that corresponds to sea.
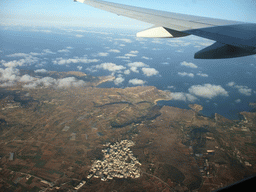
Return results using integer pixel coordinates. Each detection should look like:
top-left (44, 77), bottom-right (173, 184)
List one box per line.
top-left (0, 26), bottom-right (255, 120)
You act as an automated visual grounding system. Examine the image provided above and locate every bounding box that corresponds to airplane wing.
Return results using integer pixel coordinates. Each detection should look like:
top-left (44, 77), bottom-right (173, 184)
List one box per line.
top-left (74, 0), bottom-right (256, 59)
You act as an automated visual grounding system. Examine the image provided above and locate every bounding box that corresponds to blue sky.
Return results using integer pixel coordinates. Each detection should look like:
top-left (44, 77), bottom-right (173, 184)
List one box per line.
top-left (1, 0), bottom-right (255, 28)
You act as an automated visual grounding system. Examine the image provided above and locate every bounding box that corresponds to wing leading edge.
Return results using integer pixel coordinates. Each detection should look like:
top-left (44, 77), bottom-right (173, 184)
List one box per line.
top-left (74, 0), bottom-right (256, 59)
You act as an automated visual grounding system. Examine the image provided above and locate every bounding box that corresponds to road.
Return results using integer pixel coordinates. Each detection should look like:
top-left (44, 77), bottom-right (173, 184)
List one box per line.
top-left (142, 171), bottom-right (175, 192)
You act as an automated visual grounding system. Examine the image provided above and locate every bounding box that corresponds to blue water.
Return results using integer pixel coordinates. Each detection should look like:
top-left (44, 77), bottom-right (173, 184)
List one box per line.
top-left (0, 26), bottom-right (255, 120)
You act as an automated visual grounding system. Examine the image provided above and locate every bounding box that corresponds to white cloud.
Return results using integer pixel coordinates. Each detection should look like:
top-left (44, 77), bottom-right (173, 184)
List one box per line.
top-left (53, 57), bottom-right (99, 65)
top-left (115, 38), bottom-right (132, 43)
top-left (31, 29), bottom-right (52, 33)
top-left (141, 67), bottom-right (159, 77)
top-left (77, 66), bottom-right (83, 71)
top-left (129, 78), bottom-right (146, 85)
top-left (152, 40), bottom-right (163, 44)
top-left (170, 92), bottom-right (197, 102)
top-left (57, 77), bottom-right (86, 88)
top-left (114, 75), bottom-right (125, 85)
top-left (0, 67), bottom-right (20, 82)
top-left (19, 75), bottom-right (35, 83)
top-left (141, 56), bottom-right (152, 60)
top-left (1, 53), bottom-right (39, 68)
top-left (37, 77), bottom-right (56, 87)
top-left (42, 30), bottom-right (52, 33)
top-left (6, 50), bottom-right (55, 59)
top-left (197, 72), bottom-right (208, 77)
top-left (167, 40), bottom-right (191, 47)
top-left (237, 87), bottom-right (252, 96)
top-left (127, 62), bottom-right (149, 74)
top-left (227, 82), bottom-right (252, 96)
top-left (96, 63), bottom-right (126, 72)
top-left (7, 53), bottom-right (29, 57)
top-left (6, 51), bottom-right (40, 60)
top-left (127, 62), bottom-right (148, 68)
top-left (1, 59), bottom-right (26, 68)
top-left (22, 82), bottom-right (38, 89)
top-left (188, 84), bottom-right (229, 99)
top-left (235, 99), bottom-right (241, 103)
top-left (227, 81), bottom-right (236, 87)
top-left (58, 49), bottom-right (70, 53)
top-left (167, 85), bottom-right (175, 89)
top-left (95, 52), bottom-right (109, 57)
top-left (108, 49), bottom-right (120, 53)
top-left (35, 69), bottom-right (47, 73)
top-left (122, 50), bottom-right (139, 57)
top-left (76, 34), bottom-right (84, 38)
top-left (124, 69), bottom-right (131, 75)
top-left (116, 56), bottom-right (130, 59)
top-left (23, 76), bottom-right (86, 89)
top-left (129, 51), bottom-right (139, 54)
top-left (178, 72), bottom-right (194, 78)
top-left (0, 66), bottom-right (86, 89)
top-left (125, 53), bottom-right (137, 57)
top-left (0, 81), bottom-right (15, 87)
top-left (238, 86), bottom-right (252, 96)
top-left (130, 67), bottom-right (139, 73)
top-left (43, 49), bottom-right (55, 54)
top-left (181, 61), bottom-right (198, 68)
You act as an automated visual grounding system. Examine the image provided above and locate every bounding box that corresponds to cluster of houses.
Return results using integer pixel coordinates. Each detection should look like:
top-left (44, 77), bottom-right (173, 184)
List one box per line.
top-left (87, 140), bottom-right (141, 181)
